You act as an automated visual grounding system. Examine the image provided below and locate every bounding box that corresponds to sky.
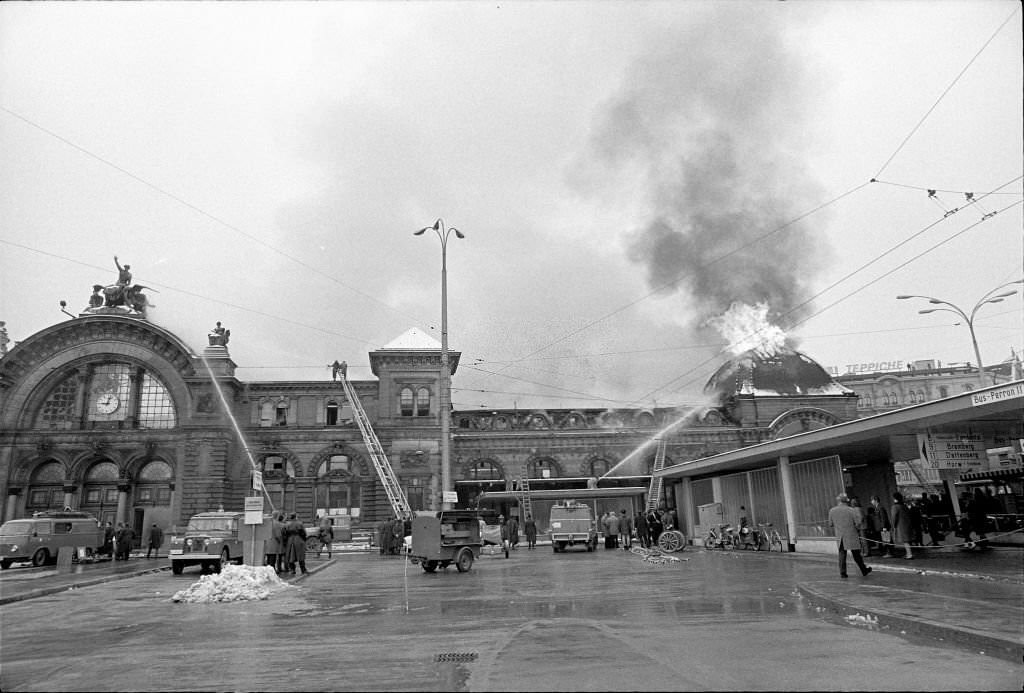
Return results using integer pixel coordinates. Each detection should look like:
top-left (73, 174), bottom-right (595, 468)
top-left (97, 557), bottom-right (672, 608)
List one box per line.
top-left (1, 1), bottom-right (1021, 412)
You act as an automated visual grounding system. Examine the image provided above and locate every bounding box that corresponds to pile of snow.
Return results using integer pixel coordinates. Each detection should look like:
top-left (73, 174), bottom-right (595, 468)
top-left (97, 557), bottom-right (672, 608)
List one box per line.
top-left (844, 612), bottom-right (879, 628)
top-left (171, 564), bottom-right (294, 603)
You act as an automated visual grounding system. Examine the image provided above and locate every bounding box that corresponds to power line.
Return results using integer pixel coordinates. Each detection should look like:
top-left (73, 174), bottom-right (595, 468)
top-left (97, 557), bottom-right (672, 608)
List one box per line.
top-left (872, 7), bottom-right (1020, 179)
top-left (0, 105), bottom-right (432, 333)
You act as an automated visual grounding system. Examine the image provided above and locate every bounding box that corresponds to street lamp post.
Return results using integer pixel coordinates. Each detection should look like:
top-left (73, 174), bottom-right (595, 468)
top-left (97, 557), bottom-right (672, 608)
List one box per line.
top-left (897, 279), bottom-right (1022, 387)
top-left (415, 219), bottom-right (465, 510)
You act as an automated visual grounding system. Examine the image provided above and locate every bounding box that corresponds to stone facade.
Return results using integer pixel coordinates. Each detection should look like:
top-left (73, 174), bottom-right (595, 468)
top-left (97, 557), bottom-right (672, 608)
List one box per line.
top-left (0, 314), bottom-right (861, 542)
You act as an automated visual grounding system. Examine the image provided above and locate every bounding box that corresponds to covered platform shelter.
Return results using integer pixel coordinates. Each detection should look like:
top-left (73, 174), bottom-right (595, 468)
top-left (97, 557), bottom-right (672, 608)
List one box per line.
top-left (657, 381), bottom-right (1023, 554)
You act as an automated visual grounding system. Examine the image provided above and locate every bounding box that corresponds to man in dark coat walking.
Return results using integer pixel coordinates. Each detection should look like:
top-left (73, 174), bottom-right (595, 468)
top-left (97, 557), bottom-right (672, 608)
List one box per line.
top-left (828, 493), bottom-right (872, 579)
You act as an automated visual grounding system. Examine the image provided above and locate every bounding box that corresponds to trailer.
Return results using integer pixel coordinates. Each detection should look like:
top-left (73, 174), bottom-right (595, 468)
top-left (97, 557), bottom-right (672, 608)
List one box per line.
top-left (408, 510), bottom-right (482, 573)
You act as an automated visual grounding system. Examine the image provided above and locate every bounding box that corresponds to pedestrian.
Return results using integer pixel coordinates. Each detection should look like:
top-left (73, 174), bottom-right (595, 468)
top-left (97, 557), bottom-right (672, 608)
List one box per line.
top-left (619, 510), bottom-right (633, 550)
top-left (634, 511), bottom-right (649, 549)
top-left (391, 517), bottom-right (405, 555)
top-left (102, 521), bottom-right (115, 558)
top-left (265, 514), bottom-right (284, 571)
top-left (737, 505), bottom-right (752, 548)
top-left (117, 522), bottom-right (135, 560)
top-left (865, 495), bottom-right (890, 557)
top-left (283, 513), bottom-right (308, 575)
top-left (849, 497), bottom-right (868, 554)
top-left (498, 515), bottom-right (510, 557)
top-left (828, 493), bottom-right (872, 578)
top-left (509, 515), bottom-right (520, 550)
top-left (317, 516), bottom-right (334, 558)
top-left (909, 496), bottom-right (925, 546)
top-left (378, 518), bottom-right (392, 557)
top-left (890, 492), bottom-right (915, 559)
top-left (605, 509), bottom-right (621, 549)
top-left (273, 513), bottom-right (287, 572)
top-left (966, 488), bottom-right (991, 548)
top-left (647, 510), bottom-right (663, 547)
top-left (145, 523), bottom-right (164, 558)
top-left (524, 514), bottom-right (538, 549)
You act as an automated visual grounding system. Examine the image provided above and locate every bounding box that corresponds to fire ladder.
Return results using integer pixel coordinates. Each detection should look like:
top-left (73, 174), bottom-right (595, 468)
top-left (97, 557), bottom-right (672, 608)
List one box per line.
top-left (904, 458), bottom-right (942, 498)
top-left (645, 437), bottom-right (668, 513)
top-left (339, 375), bottom-right (412, 520)
top-left (516, 463), bottom-right (533, 520)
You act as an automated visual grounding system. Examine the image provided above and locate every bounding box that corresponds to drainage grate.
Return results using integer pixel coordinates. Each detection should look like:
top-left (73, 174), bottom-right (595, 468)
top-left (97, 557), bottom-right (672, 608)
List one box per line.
top-left (435, 652), bottom-right (479, 663)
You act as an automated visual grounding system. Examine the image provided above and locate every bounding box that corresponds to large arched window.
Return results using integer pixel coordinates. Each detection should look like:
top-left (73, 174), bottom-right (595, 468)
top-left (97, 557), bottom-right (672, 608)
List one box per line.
top-left (82, 461), bottom-right (119, 520)
top-left (314, 455), bottom-right (361, 518)
top-left (136, 460), bottom-right (173, 506)
top-left (466, 460), bottom-right (503, 481)
top-left (588, 458), bottom-right (614, 477)
top-left (35, 363), bottom-right (176, 430)
top-left (27, 460), bottom-right (65, 511)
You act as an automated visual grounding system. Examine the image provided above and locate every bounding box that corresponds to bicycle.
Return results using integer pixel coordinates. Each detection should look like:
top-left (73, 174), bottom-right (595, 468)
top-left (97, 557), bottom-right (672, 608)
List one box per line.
top-left (754, 523), bottom-right (785, 552)
top-left (703, 523), bottom-right (735, 550)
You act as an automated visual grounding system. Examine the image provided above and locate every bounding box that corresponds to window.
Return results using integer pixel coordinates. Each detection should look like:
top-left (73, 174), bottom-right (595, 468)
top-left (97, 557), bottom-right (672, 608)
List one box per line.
top-left (30, 490), bottom-right (52, 506)
top-left (329, 455), bottom-right (350, 473)
top-left (467, 461), bottom-right (503, 481)
top-left (275, 402), bottom-right (289, 426)
top-left (588, 459), bottom-right (613, 477)
top-left (528, 459), bottom-right (559, 478)
top-left (404, 476), bottom-right (425, 511)
top-left (260, 402), bottom-right (274, 427)
top-left (416, 388), bottom-right (430, 417)
top-left (40, 376), bottom-right (80, 428)
top-left (400, 388), bottom-right (414, 417)
top-left (137, 372), bottom-right (176, 428)
top-left (939, 386), bottom-right (949, 398)
top-left (326, 401), bottom-right (339, 426)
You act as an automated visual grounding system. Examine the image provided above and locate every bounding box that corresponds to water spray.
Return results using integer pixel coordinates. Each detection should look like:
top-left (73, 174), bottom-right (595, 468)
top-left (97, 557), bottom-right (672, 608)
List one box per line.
top-left (198, 352), bottom-right (277, 512)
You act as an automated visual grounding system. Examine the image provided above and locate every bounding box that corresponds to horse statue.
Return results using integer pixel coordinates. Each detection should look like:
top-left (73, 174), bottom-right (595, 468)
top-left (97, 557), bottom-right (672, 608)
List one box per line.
top-left (101, 284), bottom-right (156, 315)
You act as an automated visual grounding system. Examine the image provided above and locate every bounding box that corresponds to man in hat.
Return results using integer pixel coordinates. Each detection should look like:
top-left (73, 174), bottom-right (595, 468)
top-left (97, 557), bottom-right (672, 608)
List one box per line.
top-left (828, 493), bottom-right (872, 579)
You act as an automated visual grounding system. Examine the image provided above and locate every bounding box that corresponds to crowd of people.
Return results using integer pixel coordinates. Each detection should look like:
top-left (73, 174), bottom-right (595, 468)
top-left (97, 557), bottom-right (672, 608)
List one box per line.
top-left (596, 508), bottom-right (679, 550)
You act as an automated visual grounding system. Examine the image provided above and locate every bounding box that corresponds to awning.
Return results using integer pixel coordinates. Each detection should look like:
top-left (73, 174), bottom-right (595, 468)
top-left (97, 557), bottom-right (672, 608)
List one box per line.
top-left (958, 466), bottom-right (1023, 482)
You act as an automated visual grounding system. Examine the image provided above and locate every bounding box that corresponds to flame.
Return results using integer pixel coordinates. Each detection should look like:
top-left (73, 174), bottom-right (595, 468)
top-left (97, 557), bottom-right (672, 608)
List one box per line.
top-left (707, 302), bottom-right (786, 358)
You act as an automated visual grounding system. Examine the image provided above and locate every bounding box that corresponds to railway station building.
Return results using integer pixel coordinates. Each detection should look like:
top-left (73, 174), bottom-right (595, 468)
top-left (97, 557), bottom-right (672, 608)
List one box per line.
top-left (1, 293), bottom-right (1020, 553)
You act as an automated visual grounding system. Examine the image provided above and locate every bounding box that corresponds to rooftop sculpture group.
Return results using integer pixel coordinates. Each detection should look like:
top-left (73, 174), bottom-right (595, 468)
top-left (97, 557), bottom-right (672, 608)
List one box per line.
top-left (82, 256), bottom-right (157, 317)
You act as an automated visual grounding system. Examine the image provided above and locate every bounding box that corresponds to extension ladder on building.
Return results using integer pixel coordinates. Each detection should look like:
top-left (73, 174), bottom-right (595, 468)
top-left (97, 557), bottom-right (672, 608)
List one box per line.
top-left (645, 437), bottom-right (668, 513)
top-left (904, 457), bottom-right (942, 498)
top-left (517, 463), bottom-right (533, 520)
top-left (339, 375), bottom-right (412, 520)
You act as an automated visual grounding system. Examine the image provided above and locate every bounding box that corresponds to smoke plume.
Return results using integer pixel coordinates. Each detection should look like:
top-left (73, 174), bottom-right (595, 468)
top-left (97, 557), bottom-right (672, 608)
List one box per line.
top-left (574, 9), bottom-right (830, 333)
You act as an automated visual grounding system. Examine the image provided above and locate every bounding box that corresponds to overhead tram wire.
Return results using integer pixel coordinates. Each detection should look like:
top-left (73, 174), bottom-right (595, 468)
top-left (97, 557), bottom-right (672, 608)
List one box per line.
top-left (0, 238), bottom-right (387, 350)
top-left (640, 195), bottom-right (1024, 402)
top-left (872, 7), bottom-right (1019, 180)
top-left (0, 105), bottom-right (433, 334)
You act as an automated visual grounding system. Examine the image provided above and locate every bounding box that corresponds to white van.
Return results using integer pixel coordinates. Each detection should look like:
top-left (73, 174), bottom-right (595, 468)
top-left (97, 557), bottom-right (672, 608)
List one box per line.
top-left (0, 510), bottom-right (106, 569)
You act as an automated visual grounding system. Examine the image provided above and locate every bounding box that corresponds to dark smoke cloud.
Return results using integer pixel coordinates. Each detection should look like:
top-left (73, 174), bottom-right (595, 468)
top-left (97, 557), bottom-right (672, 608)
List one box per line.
top-left (574, 9), bottom-right (830, 330)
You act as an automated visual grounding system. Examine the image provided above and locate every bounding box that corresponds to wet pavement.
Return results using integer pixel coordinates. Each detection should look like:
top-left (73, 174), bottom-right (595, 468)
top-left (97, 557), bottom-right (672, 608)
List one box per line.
top-left (1, 543), bottom-right (1021, 691)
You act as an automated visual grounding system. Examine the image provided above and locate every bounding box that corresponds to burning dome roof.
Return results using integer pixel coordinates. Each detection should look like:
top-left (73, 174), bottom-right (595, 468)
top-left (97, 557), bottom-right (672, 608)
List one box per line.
top-left (704, 346), bottom-right (853, 398)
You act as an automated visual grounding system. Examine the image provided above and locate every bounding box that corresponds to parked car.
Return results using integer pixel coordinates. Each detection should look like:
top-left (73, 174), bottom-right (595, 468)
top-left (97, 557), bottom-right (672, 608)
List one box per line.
top-left (169, 509), bottom-right (244, 575)
top-left (0, 510), bottom-right (105, 569)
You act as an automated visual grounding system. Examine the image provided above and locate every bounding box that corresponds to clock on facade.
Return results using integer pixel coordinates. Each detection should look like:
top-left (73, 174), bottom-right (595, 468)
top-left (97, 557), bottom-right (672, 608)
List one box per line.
top-left (95, 393), bottom-right (121, 415)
